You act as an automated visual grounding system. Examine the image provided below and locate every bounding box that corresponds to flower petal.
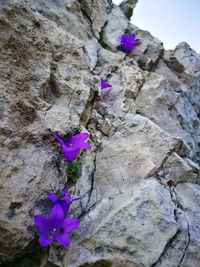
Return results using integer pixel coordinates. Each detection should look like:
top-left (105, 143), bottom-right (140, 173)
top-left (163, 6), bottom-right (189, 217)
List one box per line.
top-left (62, 146), bottom-right (80, 162)
top-left (79, 142), bottom-right (91, 150)
top-left (64, 133), bottom-right (89, 147)
top-left (55, 232), bottom-right (71, 247)
top-left (48, 193), bottom-right (59, 203)
top-left (60, 200), bottom-right (71, 218)
top-left (130, 33), bottom-right (136, 40)
top-left (120, 33), bottom-right (139, 53)
top-left (39, 234), bottom-right (53, 247)
top-left (71, 133), bottom-right (91, 150)
top-left (101, 78), bottom-right (112, 89)
top-left (60, 197), bottom-right (81, 217)
top-left (34, 215), bottom-right (48, 233)
top-left (49, 204), bottom-right (64, 227)
top-left (71, 133), bottom-right (90, 144)
top-left (54, 132), bottom-right (64, 144)
top-left (56, 132), bottom-right (91, 161)
top-left (60, 188), bottom-right (69, 197)
top-left (63, 218), bottom-right (80, 232)
top-left (64, 136), bottom-right (73, 147)
top-left (71, 197), bottom-right (81, 202)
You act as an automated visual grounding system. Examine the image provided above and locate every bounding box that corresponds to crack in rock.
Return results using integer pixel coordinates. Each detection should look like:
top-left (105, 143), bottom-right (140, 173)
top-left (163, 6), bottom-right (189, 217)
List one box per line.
top-left (173, 190), bottom-right (191, 267)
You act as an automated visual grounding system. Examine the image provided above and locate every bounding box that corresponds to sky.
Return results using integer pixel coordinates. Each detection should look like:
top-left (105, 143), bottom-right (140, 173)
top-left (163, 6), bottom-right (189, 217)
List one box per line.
top-left (113, 0), bottom-right (200, 52)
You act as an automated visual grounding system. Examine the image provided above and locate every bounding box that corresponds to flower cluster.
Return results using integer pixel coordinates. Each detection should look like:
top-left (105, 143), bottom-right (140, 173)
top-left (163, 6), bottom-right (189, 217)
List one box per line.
top-left (34, 189), bottom-right (80, 247)
top-left (34, 32), bottom-right (140, 249)
top-left (34, 133), bottom-right (88, 247)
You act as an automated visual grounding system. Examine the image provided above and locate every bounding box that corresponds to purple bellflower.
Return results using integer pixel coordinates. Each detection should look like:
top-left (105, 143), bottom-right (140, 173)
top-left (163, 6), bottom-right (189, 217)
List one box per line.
top-left (34, 204), bottom-right (80, 247)
top-left (100, 78), bottom-right (112, 89)
top-left (120, 33), bottom-right (140, 53)
top-left (54, 132), bottom-right (91, 162)
top-left (48, 188), bottom-right (80, 217)
top-left (100, 78), bottom-right (112, 97)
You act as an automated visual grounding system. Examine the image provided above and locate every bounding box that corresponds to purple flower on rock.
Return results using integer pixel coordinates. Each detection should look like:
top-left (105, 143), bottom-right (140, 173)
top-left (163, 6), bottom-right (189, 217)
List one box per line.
top-left (120, 33), bottom-right (140, 53)
top-left (100, 78), bottom-right (112, 89)
top-left (48, 188), bottom-right (80, 217)
top-left (54, 132), bottom-right (91, 162)
top-left (34, 204), bottom-right (80, 247)
top-left (100, 78), bottom-right (112, 97)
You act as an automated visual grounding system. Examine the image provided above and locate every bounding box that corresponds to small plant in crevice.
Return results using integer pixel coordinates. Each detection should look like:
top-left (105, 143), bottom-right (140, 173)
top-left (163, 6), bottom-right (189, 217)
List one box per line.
top-left (54, 131), bottom-right (91, 184)
top-left (34, 189), bottom-right (80, 247)
top-left (32, 31), bottom-right (141, 253)
top-left (34, 204), bottom-right (80, 247)
top-left (34, 132), bottom-right (91, 249)
top-left (65, 158), bottom-right (82, 185)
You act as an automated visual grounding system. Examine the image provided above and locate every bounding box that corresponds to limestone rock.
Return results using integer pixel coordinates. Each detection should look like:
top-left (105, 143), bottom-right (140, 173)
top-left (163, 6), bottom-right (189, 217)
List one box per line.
top-left (119, 0), bottom-right (138, 19)
top-left (128, 25), bottom-right (164, 70)
top-left (154, 59), bottom-right (180, 87)
top-left (101, 5), bottom-right (128, 50)
top-left (0, 1), bottom-right (92, 263)
top-left (173, 42), bottom-right (200, 76)
top-left (175, 183), bottom-right (200, 267)
top-left (158, 152), bottom-right (195, 184)
top-left (100, 118), bottom-right (115, 136)
top-left (64, 115), bottom-right (188, 266)
top-left (135, 71), bottom-right (200, 163)
top-left (29, 0), bottom-right (91, 40)
top-left (92, 115), bottom-right (182, 191)
top-left (68, 179), bottom-right (178, 267)
top-left (0, 0), bottom-right (200, 266)
top-left (79, 0), bottom-right (112, 39)
top-left (152, 184), bottom-right (200, 267)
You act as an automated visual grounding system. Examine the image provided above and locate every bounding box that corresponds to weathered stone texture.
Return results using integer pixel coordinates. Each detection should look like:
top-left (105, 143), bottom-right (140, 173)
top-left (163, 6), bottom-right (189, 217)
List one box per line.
top-left (0, 0), bottom-right (200, 266)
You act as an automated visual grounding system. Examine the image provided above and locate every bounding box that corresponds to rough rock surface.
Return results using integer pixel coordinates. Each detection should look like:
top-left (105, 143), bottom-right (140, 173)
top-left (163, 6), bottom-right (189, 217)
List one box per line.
top-left (119, 0), bottom-right (138, 19)
top-left (0, 0), bottom-right (200, 267)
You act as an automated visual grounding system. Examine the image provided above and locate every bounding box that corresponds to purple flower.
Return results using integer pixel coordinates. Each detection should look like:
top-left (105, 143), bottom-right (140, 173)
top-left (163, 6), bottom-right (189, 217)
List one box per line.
top-left (54, 132), bottom-right (91, 162)
top-left (48, 188), bottom-right (80, 217)
top-left (100, 78), bottom-right (112, 89)
top-left (34, 204), bottom-right (80, 247)
top-left (120, 33), bottom-right (140, 53)
top-left (100, 78), bottom-right (112, 97)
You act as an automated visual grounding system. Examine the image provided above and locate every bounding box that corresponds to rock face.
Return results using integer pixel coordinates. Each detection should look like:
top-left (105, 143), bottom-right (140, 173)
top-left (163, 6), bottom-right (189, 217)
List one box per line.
top-left (0, 0), bottom-right (200, 267)
top-left (119, 0), bottom-right (138, 19)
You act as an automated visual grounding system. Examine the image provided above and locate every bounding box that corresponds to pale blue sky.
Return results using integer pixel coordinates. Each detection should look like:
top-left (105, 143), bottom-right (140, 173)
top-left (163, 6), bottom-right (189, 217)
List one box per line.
top-left (113, 0), bottom-right (200, 52)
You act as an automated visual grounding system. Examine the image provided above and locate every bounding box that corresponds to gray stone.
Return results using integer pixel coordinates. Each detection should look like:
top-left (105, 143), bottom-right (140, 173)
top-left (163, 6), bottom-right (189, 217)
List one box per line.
top-left (159, 152), bottom-right (194, 184)
top-left (102, 5), bottom-right (128, 50)
top-left (119, 0), bottom-right (138, 19)
top-left (173, 42), bottom-right (200, 76)
top-left (0, 1), bottom-right (93, 263)
top-left (67, 179), bottom-right (178, 267)
top-left (175, 183), bottom-right (200, 267)
top-left (128, 25), bottom-right (164, 70)
top-left (1, 0), bottom-right (200, 266)
top-left (134, 71), bottom-right (200, 163)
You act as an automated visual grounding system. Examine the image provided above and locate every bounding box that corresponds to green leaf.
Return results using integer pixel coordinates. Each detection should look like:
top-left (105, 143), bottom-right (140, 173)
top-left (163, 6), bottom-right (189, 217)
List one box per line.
top-left (66, 159), bottom-right (82, 185)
